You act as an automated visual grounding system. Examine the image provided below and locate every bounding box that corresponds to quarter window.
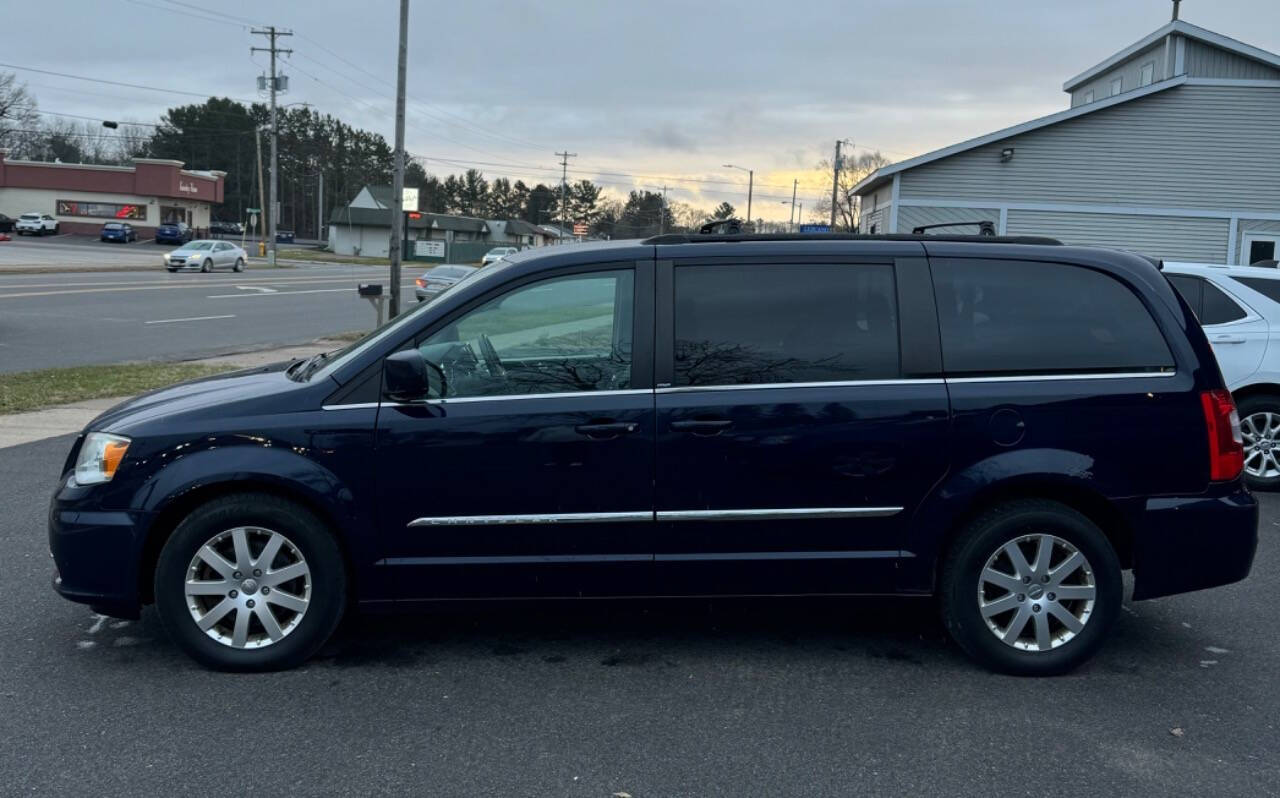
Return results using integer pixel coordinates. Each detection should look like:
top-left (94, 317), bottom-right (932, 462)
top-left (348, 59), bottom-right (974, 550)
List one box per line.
top-left (1200, 280), bottom-right (1248, 325)
top-left (673, 263), bottom-right (899, 386)
top-left (417, 270), bottom-right (633, 398)
top-left (933, 259), bottom-right (1173, 376)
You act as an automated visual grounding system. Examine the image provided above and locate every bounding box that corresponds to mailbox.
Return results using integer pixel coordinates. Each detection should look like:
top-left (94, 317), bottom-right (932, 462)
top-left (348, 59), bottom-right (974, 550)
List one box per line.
top-left (357, 283), bottom-right (383, 297)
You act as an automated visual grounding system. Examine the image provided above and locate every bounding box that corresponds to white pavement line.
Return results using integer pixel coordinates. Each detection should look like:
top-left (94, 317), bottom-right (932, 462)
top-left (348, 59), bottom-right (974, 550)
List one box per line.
top-left (206, 283), bottom-right (414, 299)
top-left (145, 314), bottom-right (237, 324)
top-left (235, 285), bottom-right (278, 293)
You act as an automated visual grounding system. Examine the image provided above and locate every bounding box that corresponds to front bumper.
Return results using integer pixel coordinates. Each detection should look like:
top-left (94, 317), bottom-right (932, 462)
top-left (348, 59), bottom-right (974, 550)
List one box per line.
top-left (1131, 485), bottom-right (1258, 600)
top-left (48, 479), bottom-right (150, 618)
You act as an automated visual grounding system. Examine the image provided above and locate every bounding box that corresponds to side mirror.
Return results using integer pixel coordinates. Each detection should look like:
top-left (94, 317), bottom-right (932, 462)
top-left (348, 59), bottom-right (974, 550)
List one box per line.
top-left (385, 349), bottom-right (447, 401)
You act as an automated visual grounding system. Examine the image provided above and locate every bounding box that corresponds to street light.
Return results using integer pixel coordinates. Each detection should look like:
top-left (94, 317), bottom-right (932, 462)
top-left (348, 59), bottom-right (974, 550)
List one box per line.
top-left (780, 200), bottom-right (794, 232)
top-left (722, 164), bottom-right (753, 226)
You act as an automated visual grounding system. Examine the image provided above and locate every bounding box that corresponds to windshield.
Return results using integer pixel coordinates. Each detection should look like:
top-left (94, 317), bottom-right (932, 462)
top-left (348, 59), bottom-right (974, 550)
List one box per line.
top-left (104, 223), bottom-right (122, 229)
top-left (20, 214), bottom-right (38, 220)
top-left (184, 241), bottom-right (214, 250)
top-left (304, 266), bottom-right (491, 382)
top-left (433, 267), bottom-right (470, 278)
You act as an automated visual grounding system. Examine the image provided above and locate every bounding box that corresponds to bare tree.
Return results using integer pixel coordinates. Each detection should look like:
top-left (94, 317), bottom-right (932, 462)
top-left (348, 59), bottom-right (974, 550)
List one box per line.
top-left (0, 72), bottom-right (39, 153)
top-left (813, 149), bottom-right (892, 232)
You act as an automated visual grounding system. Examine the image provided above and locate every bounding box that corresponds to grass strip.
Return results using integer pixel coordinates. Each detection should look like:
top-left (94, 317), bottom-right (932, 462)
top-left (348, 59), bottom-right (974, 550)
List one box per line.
top-left (0, 362), bottom-right (234, 414)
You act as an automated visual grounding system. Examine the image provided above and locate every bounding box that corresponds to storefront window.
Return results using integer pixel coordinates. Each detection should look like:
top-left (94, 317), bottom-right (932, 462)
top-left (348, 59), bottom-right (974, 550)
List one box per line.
top-left (56, 200), bottom-right (146, 220)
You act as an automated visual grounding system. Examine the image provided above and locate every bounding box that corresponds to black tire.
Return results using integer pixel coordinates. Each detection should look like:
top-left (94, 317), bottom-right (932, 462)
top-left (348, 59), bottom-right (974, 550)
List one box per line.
top-left (200, 259), bottom-right (211, 273)
top-left (154, 493), bottom-right (346, 672)
top-left (1235, 393), bottom-right (1280, 491)
top-left (233, 257), bottom-right (245, 272)
top-left (939, 499), bottom-right (1122, 676)
top-left (166, 268), bottom-right (178, 273)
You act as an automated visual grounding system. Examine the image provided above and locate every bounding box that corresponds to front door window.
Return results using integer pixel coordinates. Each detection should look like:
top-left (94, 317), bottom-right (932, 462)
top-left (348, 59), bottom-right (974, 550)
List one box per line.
top-left (417, 270), bottom-right (634, 398)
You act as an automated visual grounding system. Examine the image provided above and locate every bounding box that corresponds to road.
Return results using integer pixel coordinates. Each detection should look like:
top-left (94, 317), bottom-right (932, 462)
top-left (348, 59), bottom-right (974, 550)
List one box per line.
top-left (0, 233), bottom-right (319, 271)
top-left (1, 434), bottom-right (1277, 796)
top-left (0, 265), bottom-right (421, 373)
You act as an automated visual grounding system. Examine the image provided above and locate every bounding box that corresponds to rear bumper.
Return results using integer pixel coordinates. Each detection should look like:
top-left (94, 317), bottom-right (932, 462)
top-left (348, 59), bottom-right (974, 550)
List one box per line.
top-left (1131, 486), bottom-right (1258, 600)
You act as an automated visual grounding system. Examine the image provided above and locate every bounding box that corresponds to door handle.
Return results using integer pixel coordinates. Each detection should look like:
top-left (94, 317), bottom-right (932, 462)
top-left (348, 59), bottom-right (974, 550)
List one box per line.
top-left (670, 418), bottom-right (734, 436)
top-left (574, 421), bottom-right (638, 439)
top-left (1212, 335), bottom-right (1247, 344)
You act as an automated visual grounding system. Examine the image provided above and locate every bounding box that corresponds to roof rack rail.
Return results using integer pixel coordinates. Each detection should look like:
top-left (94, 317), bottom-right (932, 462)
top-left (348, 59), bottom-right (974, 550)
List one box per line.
top-left (642, 233), bottom-right (1063, 245)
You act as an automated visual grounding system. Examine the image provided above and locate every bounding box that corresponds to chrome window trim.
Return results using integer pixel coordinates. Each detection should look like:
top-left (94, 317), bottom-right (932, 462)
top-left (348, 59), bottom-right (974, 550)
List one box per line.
top-left (656, 379), bottom-right (944, 394)
top-left (321, 402), bottom-right (381, 411)
top-left (945, 371), bottom-right (1176, 384)
top-left (407, 507), bottom-right (903, 527)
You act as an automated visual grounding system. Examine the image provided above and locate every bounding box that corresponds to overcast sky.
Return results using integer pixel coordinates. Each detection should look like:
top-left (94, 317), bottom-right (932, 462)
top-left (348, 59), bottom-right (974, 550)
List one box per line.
top-left (5, 0), bottom-right (1277, 220)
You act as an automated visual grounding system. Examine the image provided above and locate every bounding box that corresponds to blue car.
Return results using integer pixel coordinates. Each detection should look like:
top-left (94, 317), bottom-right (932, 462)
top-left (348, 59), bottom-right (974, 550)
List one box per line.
top-left (155, 222), bottom-right (192, 245)
top-left (48, 234), bottom-right (1258, 674)
top-left (99, 222), bottom-right (137, 243)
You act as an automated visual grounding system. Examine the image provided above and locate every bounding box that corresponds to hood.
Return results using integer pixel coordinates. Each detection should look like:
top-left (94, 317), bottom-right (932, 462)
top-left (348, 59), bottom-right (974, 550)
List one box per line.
top-left (87, 360), bottom-right (308, 434)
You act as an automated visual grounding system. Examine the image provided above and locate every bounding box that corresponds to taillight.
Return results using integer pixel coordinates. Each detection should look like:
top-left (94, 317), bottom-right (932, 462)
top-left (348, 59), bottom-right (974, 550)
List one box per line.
top-left (415, 278), bottom-right (425, 287)
top-left (1201, 389), bottom-right (1244, 481)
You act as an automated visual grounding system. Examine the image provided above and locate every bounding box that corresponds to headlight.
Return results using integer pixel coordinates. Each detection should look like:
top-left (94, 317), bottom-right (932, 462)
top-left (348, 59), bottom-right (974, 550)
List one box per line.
top-left (74, 432), bottom-right (131, 485)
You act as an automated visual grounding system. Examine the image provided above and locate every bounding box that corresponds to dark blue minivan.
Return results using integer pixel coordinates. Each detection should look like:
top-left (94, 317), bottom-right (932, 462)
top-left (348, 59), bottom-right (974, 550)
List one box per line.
top-left (48, 235), bottom-right (1258, 674)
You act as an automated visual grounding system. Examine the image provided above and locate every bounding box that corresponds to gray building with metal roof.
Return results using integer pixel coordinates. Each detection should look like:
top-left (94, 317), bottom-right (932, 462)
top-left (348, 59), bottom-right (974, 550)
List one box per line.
top-left (853, 19), bottom-right (1280, 266)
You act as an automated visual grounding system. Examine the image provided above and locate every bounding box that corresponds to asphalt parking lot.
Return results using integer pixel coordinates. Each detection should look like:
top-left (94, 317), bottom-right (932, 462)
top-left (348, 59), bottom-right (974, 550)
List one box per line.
top-left (2, 435), bottom-right (1277, 796)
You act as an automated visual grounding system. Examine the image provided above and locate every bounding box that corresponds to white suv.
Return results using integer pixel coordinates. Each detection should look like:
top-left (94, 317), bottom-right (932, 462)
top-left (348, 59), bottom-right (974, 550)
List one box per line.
top-left (15, 212), bottom-right (58, 236)
top-left (1165, 262), bottom-right (1280, 488)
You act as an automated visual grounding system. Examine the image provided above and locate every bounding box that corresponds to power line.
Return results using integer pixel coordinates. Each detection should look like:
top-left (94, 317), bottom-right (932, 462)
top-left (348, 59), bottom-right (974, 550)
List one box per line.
top-left (0, 62), bottom-right (257, 103)
top-left (121, 0), bottom-right (248, 28)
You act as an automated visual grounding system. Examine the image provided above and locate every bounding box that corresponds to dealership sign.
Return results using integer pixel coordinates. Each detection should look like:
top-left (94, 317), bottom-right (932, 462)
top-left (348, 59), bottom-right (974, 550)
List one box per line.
top-left (414, 239), bottom-right (445, 258)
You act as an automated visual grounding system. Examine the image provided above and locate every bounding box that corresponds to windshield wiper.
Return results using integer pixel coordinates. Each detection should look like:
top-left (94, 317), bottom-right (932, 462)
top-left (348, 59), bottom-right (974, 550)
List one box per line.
top-left (296, 350), bottom-right (338, 381)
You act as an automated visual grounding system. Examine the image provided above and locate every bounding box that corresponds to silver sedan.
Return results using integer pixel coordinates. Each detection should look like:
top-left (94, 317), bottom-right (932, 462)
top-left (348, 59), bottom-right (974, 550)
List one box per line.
top-left (164, 240), bottom-right (248, 272)
top-left (415, 264), bottom-right (478, 301)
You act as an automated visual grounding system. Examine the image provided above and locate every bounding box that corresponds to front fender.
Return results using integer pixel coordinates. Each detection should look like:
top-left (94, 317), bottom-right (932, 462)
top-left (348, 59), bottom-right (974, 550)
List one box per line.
top-left (899, 448), bottom-right (1115, 592)
top-left (128, 432), bottom-right (380, 595)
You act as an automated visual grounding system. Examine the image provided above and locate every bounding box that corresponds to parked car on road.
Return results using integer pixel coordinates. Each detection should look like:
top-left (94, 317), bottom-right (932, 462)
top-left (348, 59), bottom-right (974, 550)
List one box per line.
top-left (100, 222), bottom-right (137, 243)
top-left (155, 222), bottom-right (193, 245)
top-left (481, 246), bottom-right (518, 265)
top-left (163, 240), bottom-right (247, 272)
top-left (210, 220), bottom-right (244, 236)
top-left (414, 264), bottom-right (478, 301)
top-left (0, 213), bottom-right (14, 233)
top-left (275, 230), bottom-right (295, 244)
top-left (49, 235), bottom-right (1257, 675)
top-left (1165, 262), bottom-right (1280, 489)
top-left (15, 213), bottom-right (58, 236)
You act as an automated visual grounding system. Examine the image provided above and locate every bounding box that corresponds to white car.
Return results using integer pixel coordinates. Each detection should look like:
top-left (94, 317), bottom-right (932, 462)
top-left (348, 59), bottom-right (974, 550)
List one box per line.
top-left (481, 246), bottom-right (518, 266)
top-left (14, 213), bottom-right (58, 236)
top-left (164, 239), bottom-right (247, 272)
top-left (1165, 262), bottom-right (1280, 488)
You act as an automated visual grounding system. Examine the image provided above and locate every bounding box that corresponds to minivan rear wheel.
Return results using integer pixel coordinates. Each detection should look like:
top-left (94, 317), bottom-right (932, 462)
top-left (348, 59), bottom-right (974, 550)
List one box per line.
top-left (1236, 394), bottom-right (1280, 490)
top-left (154, 493), bottom-right (346, 672)
top-left (939, 499), bottom-right (1121, 676)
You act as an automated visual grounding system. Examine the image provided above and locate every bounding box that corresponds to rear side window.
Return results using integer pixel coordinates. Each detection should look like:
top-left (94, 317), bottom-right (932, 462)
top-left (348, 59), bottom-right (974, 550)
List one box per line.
top-left (673, 263), bottom-right (899, 386)
top-left (933, 258), bottom-right (1173, 376)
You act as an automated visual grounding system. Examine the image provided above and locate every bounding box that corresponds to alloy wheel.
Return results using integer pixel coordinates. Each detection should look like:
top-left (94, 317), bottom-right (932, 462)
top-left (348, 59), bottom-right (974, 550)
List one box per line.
top-left (1241, 411), bottom-right (1280, 479)
top-left (184, 526), bottom-right (311, 649)
top-left (977, 533), bottom-right (1096, 652)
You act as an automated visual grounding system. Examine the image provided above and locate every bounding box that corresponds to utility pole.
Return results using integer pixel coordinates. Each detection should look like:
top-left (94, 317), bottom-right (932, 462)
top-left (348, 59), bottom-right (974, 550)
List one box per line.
top-left (555, 150), bottom-right (576, 242)
top-left (255, 127), bottom-right (266, 247)
top-left (251, 25), bottom-right (292, 267)
top-left (829, 139), bottom-right (846, 230)
top-left (317, 171), bottom-right (324, 243)
top-left (388, 0), bottom-right (409, 317)
top-left (659, 184), bottom-right (669, 235)
top-left (789, 178), bottom-right (797, 232)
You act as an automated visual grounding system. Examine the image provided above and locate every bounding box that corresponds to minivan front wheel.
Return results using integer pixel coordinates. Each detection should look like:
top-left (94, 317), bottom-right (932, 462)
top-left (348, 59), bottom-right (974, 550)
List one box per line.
top-left (155, 493), bottom-right (346, 671)
top-left (940, 499), bottom-right (1121, 676)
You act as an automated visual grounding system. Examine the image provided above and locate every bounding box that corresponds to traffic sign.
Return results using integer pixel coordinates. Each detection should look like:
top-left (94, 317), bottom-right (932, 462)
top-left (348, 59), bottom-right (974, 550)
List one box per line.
top-left (573, 223), bottom-right (588, 236)
top-left (402, 188), bottom-right (419, 211)
top-left (246, 208), bottom-right (261, 214)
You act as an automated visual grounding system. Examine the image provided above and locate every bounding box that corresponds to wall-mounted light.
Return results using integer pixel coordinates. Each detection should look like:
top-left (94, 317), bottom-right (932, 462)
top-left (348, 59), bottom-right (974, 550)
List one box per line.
top-left (1000, 147), bottom-right (1015, 163)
